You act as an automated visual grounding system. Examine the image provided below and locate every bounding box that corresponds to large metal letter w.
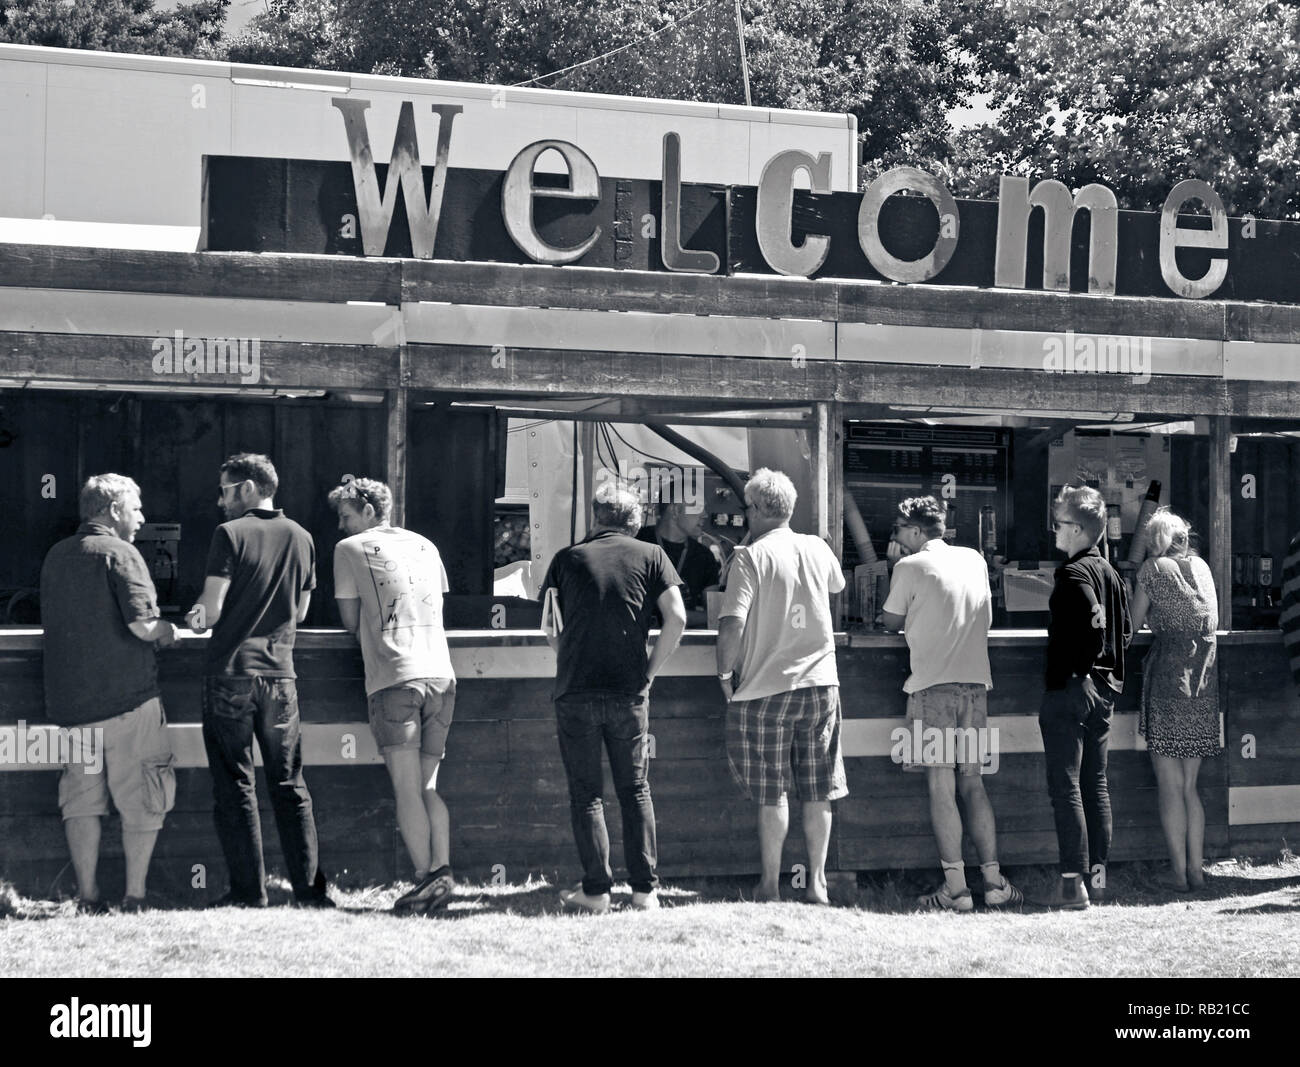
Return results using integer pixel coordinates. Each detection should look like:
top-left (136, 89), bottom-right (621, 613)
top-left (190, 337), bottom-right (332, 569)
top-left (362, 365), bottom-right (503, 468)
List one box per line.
top-left (331, 98), bottom-right (463, 258)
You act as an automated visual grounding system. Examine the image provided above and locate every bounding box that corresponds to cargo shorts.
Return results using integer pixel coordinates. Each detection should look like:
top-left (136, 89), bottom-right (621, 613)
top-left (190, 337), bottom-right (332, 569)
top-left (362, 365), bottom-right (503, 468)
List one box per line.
top-left (58, 696), bottom-right (176, 832)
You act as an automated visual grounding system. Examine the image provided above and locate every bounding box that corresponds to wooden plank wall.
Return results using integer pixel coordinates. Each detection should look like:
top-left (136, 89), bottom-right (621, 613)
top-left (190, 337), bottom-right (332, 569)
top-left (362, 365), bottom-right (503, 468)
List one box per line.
top-left (0, 394), bottom-right (386, 625)
top-left (3, 638), bottom-right (1296, 898)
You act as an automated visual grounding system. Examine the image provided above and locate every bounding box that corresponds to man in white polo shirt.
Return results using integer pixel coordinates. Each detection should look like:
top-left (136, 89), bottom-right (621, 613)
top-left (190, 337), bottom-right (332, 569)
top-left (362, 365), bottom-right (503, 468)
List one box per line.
top-left (881, 495), bottom-right (1022, 912)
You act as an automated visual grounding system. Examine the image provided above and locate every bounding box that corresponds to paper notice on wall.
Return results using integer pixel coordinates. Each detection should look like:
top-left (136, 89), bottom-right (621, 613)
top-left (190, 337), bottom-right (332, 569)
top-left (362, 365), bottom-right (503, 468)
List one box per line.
top-left (1074, 435), bottom-right (1108, 484)
top-left (1115, 437), bottom-right (1148, 486)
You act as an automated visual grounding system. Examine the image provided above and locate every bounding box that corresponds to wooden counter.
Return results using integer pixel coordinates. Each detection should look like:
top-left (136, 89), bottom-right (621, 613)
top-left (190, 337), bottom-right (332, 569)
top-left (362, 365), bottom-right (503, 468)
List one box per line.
top-left (1, 628), bottom-right (1297, 898)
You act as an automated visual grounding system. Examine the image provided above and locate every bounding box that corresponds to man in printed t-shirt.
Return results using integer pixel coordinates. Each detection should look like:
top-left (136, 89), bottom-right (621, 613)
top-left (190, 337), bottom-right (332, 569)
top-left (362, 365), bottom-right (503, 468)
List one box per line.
top-left (187, 453), bottom-right (330, 908)
top-left (330, 476), bottom-right (458, 916)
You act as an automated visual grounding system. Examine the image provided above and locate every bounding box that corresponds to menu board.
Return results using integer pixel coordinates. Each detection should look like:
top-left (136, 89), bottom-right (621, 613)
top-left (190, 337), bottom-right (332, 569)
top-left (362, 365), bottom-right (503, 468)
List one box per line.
top-left (844, 423), bottom-right (1011, 567)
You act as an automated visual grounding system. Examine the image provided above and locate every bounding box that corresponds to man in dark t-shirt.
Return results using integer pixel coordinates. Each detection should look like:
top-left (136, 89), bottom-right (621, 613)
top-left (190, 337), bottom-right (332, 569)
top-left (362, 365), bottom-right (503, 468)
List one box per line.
top-left (41, 474), bottom-right (179, 912)
top-left (187, 453), bottom-right (329, 908)
top-left (540, 484), bottom-right (686, 912)
top-left (1038, 485), bottom-right (1132, 910)
top-left (637, 501), bottom-right (721, 626)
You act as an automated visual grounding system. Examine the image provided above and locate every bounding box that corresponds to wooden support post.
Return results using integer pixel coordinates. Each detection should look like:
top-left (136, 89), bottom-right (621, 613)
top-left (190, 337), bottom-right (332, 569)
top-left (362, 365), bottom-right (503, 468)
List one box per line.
top-left (1210, 415), bottom-right (1233, 630)
top-left (385, 388), bottom-right (408, 529)
top-left (579, 420), bottom-right (597, 530)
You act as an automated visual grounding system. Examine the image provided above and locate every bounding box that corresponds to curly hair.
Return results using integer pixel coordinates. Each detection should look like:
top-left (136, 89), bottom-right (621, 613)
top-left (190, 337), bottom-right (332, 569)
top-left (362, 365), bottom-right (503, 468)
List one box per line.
top-left (897, 495), bottom-right (946, 539)
top-left (328, 476), bottom-right (392, 523)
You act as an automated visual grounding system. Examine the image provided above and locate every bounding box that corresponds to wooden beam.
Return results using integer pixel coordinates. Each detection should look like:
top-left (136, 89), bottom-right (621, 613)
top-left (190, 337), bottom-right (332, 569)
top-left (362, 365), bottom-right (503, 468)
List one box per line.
top-left (1210, 415), bottom-right (1233, 630)
top-left (386, 345), bottom-right (410, 528)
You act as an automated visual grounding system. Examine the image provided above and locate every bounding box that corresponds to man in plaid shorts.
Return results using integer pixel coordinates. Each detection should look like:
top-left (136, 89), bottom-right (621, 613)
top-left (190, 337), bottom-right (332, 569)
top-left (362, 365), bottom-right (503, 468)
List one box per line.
top-left (716, 468), bottom-right (847, 904)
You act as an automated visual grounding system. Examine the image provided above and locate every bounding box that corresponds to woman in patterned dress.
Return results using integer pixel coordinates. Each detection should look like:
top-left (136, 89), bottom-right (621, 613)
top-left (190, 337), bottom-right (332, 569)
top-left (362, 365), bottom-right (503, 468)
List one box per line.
top-left (1129, 510), bottom-right (1222, 891)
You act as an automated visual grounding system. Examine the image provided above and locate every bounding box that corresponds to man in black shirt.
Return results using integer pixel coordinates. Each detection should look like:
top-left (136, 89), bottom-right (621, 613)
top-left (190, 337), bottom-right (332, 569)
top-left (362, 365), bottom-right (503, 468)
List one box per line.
top-left (541, 484), bottom-right (687, 912)
top-left (1039, 485), bottom-right (1132, 909)
top-left (187, 453), bottom-right (330, 908)
top-left (637, 501), bottom-right (720, 627)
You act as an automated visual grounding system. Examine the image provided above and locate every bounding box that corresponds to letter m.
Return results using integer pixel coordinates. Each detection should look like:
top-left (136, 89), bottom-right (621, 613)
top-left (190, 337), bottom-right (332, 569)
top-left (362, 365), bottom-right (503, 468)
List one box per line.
top-left (330, 98), bottom-right (462, 258)
top-left (994, 176), bottom-right (1118, 295)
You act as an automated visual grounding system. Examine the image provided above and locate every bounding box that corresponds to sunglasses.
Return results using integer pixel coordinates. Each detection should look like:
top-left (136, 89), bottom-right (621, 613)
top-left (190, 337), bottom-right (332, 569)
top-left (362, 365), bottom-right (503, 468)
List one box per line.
top-left (1051, 519), bottom-right (1081, 532)
top-left (891, 522), bottom-right (919, 533)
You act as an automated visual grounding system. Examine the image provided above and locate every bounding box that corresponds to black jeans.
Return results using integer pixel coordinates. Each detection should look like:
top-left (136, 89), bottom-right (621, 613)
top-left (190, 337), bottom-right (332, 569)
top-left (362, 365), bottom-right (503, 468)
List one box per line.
top-left (1039, 674), bottom-right (1114, 877)
top-left (202, 676), bottom-right (324, 903)
top-left (554, 692), bottom-right (658, 895)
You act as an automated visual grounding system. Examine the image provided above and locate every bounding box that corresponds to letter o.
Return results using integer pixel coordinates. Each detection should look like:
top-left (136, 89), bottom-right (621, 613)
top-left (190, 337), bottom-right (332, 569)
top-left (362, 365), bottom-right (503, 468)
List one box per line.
top-left (857, 167), bottom-right (959, 283)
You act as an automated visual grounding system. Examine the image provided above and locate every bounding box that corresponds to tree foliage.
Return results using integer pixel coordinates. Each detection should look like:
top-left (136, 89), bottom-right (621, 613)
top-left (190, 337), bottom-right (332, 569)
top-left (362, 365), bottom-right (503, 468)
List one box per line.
top-left (0, 0), bottom-right (229, 58)
top-left (940, 0), bottom-right (1300, 215)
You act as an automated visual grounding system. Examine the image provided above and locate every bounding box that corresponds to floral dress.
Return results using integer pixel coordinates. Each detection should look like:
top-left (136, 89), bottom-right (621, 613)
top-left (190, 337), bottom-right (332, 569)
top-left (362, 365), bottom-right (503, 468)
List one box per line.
top-left (1138, 554), bottom-right (1222, 758)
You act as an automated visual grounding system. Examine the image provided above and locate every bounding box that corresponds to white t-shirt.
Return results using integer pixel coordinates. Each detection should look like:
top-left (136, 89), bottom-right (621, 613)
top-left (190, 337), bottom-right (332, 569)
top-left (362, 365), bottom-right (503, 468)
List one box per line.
top-left (333, 526), bottom-right (455, 697)
top-left (882, 539), bottom-right (992, 693)
top-left (720, 527), bottom-right (845, 702)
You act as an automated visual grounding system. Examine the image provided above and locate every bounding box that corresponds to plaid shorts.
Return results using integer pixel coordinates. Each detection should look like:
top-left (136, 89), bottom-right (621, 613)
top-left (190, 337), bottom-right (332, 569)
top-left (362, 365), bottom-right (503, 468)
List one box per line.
top-left (726, 685), bottom-right (848, 806)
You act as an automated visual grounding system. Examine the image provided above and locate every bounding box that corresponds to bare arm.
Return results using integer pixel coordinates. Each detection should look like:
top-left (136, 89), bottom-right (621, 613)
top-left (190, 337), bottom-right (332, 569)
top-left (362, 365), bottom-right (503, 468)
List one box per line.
top-left (715, 614), bottom-right (745, 701)
top-left (127, 617), bottom-right (179, 647)
top-left (336, 597), bottom-right (360, 636)
top-left (880, 610), bottom-right (906, 632)
top-left (297, 591), bottom-right (312, 624)
top-left (646, 586), bottom-right (686, 683)
top-left (187, 576), bottom-right (230, 633)
top-left (1129, 579), bottom-right (1150, 632)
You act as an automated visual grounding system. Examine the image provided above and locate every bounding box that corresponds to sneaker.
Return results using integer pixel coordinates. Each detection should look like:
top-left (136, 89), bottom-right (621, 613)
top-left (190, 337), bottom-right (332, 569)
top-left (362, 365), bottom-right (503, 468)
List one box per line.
top-left (74, 897), bottom-right (110, 916)
top-left (208, 892), bottom-right (269, 909)
top-left (983, 878), bottom-right (1024, 909)
top-left (559, 883), bottom-right (611, 914)
top-left (393, 868), bottom-right (455, 915)
top-left (119, 895), bottom-right (151, 914)
top-left (630, 890), bottom-right (660, 911)
top-left (916, 885), bottom-right (974, 912)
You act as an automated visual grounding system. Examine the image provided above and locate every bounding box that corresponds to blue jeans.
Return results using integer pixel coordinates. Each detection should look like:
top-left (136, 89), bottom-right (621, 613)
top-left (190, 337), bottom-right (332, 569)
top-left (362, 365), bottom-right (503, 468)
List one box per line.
top-left (555, 692), bottom-right (658, 895)
top-left (202, 676), bottom-right (324, 903)
top-left (1039, 674), bottom-right (1114, 877)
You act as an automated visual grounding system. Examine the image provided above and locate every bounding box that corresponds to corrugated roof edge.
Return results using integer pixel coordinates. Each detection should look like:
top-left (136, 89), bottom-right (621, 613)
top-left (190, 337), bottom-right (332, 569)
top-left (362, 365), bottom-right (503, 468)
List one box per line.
top-left (0, 42), bottom-right (854, 128)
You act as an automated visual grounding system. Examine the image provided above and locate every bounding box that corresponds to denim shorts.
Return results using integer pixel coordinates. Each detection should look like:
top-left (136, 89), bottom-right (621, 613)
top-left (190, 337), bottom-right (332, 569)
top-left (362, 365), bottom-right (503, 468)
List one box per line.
top-left (903, 682), bottom-right (989, 776)
top-left (58, 696), bottom-right (176, 832)
top-left (367, 678), bottom-right (456, 757)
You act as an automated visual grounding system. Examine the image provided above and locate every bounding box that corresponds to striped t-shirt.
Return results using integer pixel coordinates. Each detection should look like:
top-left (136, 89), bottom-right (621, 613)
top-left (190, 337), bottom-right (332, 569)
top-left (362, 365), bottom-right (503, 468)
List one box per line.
top-left (1283, 532), bottom-right (1300, 687)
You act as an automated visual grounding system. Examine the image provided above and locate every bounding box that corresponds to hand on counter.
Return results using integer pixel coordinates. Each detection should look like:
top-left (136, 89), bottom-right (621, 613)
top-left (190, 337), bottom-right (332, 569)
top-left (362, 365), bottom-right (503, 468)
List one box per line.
top-left (186, 605), bottom-right (209, 634)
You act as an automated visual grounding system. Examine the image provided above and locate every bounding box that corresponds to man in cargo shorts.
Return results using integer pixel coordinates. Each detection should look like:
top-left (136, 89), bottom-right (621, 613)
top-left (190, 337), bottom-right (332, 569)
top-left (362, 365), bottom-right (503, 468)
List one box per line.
top-left (881, 495), bottom-right (1022, 911)
top-left (330, 476), bottom-right (457, 915)
top-left (40, 474), bottom-right (180, 912)
top-left (716, 468), bottom-right (847, 904)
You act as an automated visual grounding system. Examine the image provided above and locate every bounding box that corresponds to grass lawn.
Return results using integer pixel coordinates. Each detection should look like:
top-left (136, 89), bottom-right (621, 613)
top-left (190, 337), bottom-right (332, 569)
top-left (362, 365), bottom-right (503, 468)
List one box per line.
top-left (2, 858), bottom-right (1298, 978)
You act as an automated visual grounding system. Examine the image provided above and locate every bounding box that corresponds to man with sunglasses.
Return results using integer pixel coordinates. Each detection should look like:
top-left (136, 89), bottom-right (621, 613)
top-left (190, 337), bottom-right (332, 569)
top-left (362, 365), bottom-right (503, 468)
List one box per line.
top-left (1038, 486), bottom-right (1131, 909)
top-left (187, 453), bottom-right (330, 908)
top-left (880, 496), bottom-right (1021, 912)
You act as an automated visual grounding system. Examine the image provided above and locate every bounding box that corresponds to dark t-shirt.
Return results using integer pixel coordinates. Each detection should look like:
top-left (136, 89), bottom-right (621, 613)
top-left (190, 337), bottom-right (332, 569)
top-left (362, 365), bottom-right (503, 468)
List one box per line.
top-left (204, 509), bottom-right (316, 678)
top-left (540, 530), bottom-right (683, 700)
top-left (636, 526), bottom-right (720, 610)
top-left (1046, 546), bottom-right (1132, 692)
top-left (40, 522), bottom-right (160, 726)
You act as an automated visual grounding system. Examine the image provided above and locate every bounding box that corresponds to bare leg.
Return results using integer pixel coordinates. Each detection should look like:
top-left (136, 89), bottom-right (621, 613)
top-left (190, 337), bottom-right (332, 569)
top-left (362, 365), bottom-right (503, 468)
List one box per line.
top-left (64, 816), bottom-right (101, 902)
top-left (802, 800), bottom-right (832, 904)
top-left (383, 749), bottom-right (433, 875)
top-left (1151, 753), bottom-right (1188, 888)
top-left (927, 768), bottom-right (963, 862)
top-left (956, 773), bottom-right (999, 868)
top-left (122, 829), bottom-right (160, 899)
top-left (1182, 757), bottom-right (1205, 888)
top-left (756, 796), bottom-right (789, 900)
top-left (420, 754), bottom-right (450, 872)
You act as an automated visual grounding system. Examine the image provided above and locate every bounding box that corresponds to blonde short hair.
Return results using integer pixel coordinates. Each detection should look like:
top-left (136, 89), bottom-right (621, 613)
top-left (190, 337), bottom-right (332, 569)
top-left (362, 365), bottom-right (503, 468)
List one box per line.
top-left (744, 468), bottom-right (797, 521)
top-left (1145, 508), bottom-right (1190, 557)
top-left (79, 474), bottom-right (140, 521)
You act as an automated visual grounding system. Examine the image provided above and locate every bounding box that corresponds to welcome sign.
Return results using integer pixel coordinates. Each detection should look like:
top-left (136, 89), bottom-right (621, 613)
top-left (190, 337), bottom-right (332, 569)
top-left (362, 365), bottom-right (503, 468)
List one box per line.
top-left (202, 97), bottom-right (1300, 305)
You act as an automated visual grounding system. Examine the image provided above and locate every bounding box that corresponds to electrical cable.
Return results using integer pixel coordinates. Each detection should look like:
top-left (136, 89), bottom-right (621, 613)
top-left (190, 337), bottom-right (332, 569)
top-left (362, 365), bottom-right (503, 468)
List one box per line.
top-left (608, 423), bottom-right (682, 466)
top-left (512, 0), bottom-right (727, 87)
